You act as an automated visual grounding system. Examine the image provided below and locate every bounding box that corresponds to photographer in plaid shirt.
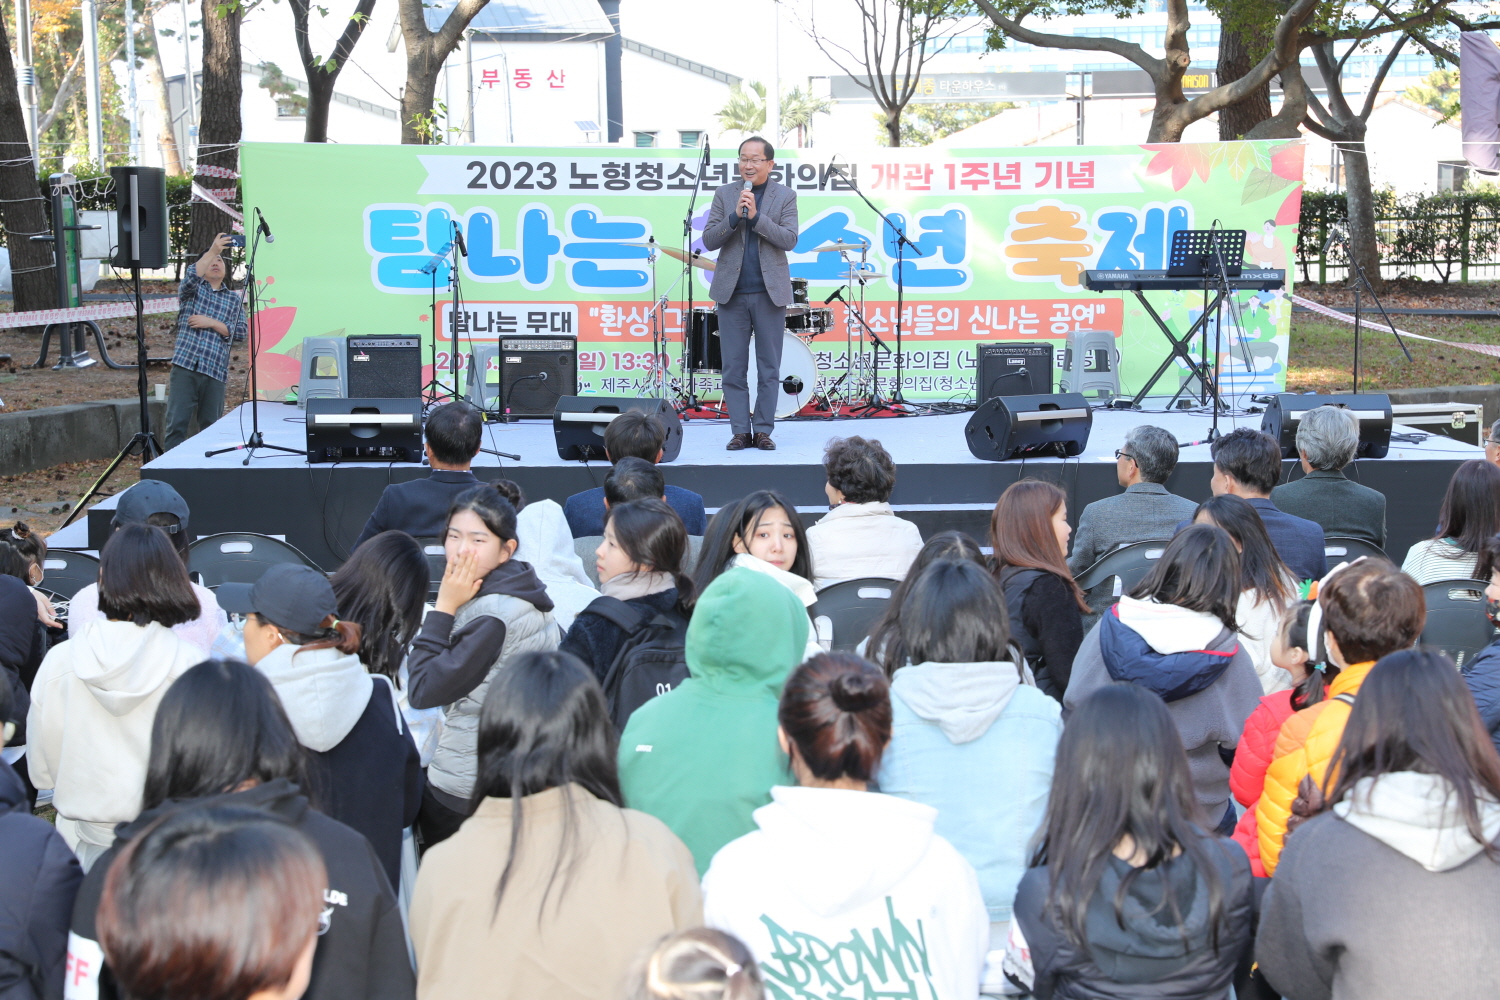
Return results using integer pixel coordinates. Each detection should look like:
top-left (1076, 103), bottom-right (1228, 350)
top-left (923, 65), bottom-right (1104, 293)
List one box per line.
top-left (164, 233), bottom-right (247, 450)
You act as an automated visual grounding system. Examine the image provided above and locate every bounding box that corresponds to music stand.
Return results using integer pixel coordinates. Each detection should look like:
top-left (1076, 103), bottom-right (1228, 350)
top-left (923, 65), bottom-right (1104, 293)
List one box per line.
top-left (1168, 229), bottom-right (1245, 278)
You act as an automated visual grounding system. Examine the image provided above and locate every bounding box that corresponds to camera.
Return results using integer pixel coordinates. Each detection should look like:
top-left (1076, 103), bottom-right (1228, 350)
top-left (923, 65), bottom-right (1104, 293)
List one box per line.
top-left (228, 234), bottom-right (245, 248)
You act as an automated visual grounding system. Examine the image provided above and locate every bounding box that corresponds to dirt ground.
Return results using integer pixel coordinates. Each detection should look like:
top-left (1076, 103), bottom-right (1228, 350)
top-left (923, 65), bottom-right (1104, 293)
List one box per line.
top-left (1, 454), bottom-right (144, 534)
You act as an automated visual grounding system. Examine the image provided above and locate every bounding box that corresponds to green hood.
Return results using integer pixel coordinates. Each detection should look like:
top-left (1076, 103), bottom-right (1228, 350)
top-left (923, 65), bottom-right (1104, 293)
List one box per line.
top-left (685, 566), bottom-right (809, 697)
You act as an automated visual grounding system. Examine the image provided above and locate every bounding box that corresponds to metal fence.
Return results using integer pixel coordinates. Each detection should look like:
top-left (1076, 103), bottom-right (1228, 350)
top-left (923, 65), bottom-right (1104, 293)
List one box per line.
top-left (1296, 193), bottom-right (1500, 284)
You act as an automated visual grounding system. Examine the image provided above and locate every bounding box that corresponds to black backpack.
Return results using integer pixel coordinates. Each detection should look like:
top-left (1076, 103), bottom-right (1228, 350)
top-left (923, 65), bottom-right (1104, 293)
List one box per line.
top-left (587, 596), bottom-right (691, 729)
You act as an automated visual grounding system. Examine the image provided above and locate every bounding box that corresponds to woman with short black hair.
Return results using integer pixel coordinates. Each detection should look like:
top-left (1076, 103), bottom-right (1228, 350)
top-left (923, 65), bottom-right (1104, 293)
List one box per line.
top-left (1010, 683), bottom-right (1255, 999)
top-left (26, 524), bottom-right (204, 866)
top-left (806, 436), bottom-right (923, 589)
top-left (66, 659), bottom-right (416, 1000)
top-left (410, 649), bottom-right (700, 1000)
top-left (330, 530), bottom-right (430, 684)
top-left (1258, 649), bottom-right (1500, 1000)
top-left (703, 653), bottom-right (988, 1000)
top-left (1066, 524), bottom-right (1263, 831)
top-left (864, 530), bottom-right (987, 672)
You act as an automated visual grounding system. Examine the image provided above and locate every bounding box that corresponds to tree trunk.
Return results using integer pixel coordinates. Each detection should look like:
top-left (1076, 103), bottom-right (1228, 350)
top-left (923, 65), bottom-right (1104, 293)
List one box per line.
top-left (398, 0), bottom-right (491, 143)
top-left (294, 0), bottom-right (379, 142)
top-left (189, 0), bottom-right (241, 253)
top-left (142, 5), bottom-right (184, 174)
top-left (400, 62), bottom-right (440, 143)
top-left (304, 74), bottom-right (335, 142)
top-left (1217, 21), bottom-right (1273, 139)
top-left (883, 105), bottom-right (901, 146)
top-left (0, 12), bottom-right (56, 316)
top-left (1244, 62), bottom-right (1308, 139)
top-left (1339, 129), bottom-right (1383, 288)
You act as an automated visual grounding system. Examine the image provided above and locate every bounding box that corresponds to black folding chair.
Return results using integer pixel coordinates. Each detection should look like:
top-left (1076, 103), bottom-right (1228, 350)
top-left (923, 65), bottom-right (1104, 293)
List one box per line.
top-left (810, 578), bottom-right (898, 653)
top-left (188, 532), bottom-right (323, 589)
top-left (36, 548), bottom-right (101, 601)
top-left (415, 536), bottom-right (447, 599)
top-left (1074, 540), bottom-right (1171, 597)
top-left (1324, 536), bottom-right (1389, 565)
top-left (1420, 578), bottom-right (1498, 669)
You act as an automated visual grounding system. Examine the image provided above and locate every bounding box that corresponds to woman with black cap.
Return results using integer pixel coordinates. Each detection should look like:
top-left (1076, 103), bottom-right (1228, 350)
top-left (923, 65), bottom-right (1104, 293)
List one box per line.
top-left (219, 564), bottom-right (422, 890)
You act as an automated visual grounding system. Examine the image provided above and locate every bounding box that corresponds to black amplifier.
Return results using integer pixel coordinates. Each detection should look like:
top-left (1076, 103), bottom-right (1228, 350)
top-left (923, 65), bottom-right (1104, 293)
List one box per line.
top-left (468, 336), bottom-right (577, 418)
top-left (347, 336), bottom-right (421, 399)
top-left (976, 342), bottom-right (1053, 401)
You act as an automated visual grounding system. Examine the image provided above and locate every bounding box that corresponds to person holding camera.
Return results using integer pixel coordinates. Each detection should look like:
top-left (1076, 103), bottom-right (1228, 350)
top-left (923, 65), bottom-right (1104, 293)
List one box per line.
top-left (164, 232), bottom-right (247, 450)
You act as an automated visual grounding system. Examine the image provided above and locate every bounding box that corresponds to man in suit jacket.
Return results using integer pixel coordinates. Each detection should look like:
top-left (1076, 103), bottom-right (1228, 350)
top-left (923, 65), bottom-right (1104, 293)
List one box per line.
top-left (1069, 424), bottom-right (1199, 575)
top-left (1208, 427), bottom-right (1327, 582)
top-left (701, 136), bottom-right (800, 451)
top-left (1270, 404), bottom-right (1387, 548)
top-left (561, 409), bottom-right (706, 538)
top-left (354, 401), bottom-right (483, 547)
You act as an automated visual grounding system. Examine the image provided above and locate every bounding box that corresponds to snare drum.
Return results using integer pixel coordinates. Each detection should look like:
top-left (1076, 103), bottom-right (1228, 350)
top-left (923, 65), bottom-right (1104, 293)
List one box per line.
top-left (785, 306), bottom-right (833, 336)
top-left (687, 307), bottom-right (722, 372)
top-left (748, 332), bottom-right (820, 419)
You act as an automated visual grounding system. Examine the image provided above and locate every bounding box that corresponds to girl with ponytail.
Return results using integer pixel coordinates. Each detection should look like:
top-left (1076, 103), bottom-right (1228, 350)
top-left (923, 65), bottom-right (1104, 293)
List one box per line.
top-left (220, 564), bottom-right (422, 889)
top-left (562, 498), bottom-right (695, 684)
top-left (629, 928), bottom-right (765, 1000)
top-left (702, 652), bottom-right (989, 1000)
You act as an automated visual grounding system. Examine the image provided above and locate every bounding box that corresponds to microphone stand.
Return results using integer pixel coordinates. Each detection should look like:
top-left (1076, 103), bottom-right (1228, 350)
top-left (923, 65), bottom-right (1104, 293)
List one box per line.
top-left (831, 162), bottom-right (924, 413)
top-left (1327, 229), bottom-right (1412, 393)
top-left (206, 210), bottom-right (306, 464)
top-left (449, 220), bottom-right (467, 401)
top-left (420, 239), bottom-right (457, 405)
top-left (678, 136), bottom-right (711, 414)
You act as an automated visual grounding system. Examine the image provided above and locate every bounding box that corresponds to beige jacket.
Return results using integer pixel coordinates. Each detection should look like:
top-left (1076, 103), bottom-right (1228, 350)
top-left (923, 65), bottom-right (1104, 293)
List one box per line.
top-left (806, 502), bottom-right (924, 590)
top-left (411, 784), bottom-right (702, 1000)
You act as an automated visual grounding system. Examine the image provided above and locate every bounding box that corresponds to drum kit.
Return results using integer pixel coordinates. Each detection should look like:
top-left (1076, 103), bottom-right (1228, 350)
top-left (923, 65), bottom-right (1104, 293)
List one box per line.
top-left (627, 238), bottom-right (894, 419)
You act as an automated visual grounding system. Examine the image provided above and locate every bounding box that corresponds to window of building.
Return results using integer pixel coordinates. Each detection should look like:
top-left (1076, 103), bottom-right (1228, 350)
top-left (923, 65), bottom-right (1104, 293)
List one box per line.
top-left (634, 131), bottom-right (658, 147)
top-left (679, 130), bottom-right (703, 148)
top-left (1439, 161), bottom-right (1468, 192)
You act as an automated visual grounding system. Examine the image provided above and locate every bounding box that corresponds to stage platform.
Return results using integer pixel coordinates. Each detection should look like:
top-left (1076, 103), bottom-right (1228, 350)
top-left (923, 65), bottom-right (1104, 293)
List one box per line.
top-left (49, 401), bottom-right (1484, 570)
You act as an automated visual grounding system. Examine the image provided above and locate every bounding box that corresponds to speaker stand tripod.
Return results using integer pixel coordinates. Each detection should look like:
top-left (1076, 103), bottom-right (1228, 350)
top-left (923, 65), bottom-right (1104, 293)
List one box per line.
top-left (206, 210), bottom-right (306, 465)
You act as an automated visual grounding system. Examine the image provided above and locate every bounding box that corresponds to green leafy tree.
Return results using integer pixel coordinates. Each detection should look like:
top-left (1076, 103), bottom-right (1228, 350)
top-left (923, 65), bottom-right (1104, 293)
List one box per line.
top-left (716, 80), bottom-right (834, 145)
top-left (874, 99), bottom-right (1015, 145)
top-left (1404, 67), bottom-right (1459, 122)
top-left (258, 61), bottom-right (307, 116)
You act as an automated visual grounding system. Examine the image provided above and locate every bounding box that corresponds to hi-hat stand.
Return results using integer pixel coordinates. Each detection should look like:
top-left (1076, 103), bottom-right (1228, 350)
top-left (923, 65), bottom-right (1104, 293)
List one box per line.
top-left (206, 209), bottom-right (306, 464)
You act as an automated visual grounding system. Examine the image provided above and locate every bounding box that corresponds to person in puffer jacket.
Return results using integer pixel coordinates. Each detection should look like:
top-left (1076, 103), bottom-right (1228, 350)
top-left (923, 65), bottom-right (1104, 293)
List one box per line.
top-left (1230, 600), bottom-right (1320, 875)
top-left (1253, 558), bottom-right (1424, 875)
top-left (1066, 524), bottom-right (1261, 831)
top-left (1461, 532), bottom-right (1500, 756)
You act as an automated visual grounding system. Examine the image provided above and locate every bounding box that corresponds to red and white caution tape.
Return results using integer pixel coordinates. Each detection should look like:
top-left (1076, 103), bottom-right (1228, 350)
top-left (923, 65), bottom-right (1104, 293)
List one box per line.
top-left (195, 164), bottom-right (240, 180)
top-left (0, 297), bottom-right (179, 330)
top-left (1292, 293), bottom-right (1500, 359)
top-left (190, 181), bottom-right (244, 225)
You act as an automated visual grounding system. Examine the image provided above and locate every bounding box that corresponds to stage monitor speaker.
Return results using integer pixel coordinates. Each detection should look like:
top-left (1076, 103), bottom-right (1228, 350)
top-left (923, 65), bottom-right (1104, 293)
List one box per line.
top-left (297, 336), bottom-right (346, 409)
top-left (975, 342), bottom-right (1052, 399)
top-left (466, 336), bottom-right (578, 417)
top-left (305, 398), bottom-right (424, 464)
top-left (347, 336), bottom-right (421, 399)
top-left (553, 396), bottom-right (683, 463)
top-left (964, 392), bottom-right (1092, 462)
top-left (109, 166), bottom-right (168, 269)
top-left (1261, 393), bottom-right (1392, 460)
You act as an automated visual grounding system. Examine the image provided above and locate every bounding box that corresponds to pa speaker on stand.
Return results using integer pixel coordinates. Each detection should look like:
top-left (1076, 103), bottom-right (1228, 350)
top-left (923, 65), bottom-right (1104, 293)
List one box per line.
top-left (553, 396), bottom-right (683, 462)
top-left (1261, 393), bottom-right (1392, 459)
top-left (964, 392), bottom-right (1093, 461)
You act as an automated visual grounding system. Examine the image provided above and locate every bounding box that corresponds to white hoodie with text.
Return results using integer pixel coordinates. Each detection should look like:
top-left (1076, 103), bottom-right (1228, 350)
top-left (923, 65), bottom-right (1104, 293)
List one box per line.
top-left (253, 643), bottom-right (373, 752)
top-left (26, 619), bottom-right (204, 847)
top-left (703, 785), bottom-right (988, 1000)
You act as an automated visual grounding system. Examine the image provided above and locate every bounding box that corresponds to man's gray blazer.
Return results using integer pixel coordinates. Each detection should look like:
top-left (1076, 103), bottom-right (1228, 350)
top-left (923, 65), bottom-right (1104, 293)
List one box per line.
top-left (701, 179), bottom-right (799, 307)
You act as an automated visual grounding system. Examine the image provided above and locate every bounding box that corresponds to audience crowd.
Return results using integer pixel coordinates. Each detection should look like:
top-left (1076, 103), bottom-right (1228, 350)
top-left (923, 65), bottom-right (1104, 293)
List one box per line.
top-left (7, 401), bottom-right (1500, 1000)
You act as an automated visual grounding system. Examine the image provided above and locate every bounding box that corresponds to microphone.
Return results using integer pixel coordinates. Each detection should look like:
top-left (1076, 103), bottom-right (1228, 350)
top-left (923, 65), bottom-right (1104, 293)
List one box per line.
top-left (256, 210), bottom-right (274, 244)
top-left (741, 178), bottom-right (751, 220)
top-left (452, 222), bottom-right (467, 258)
top-left (1320, 226), bottom-right (1344, 255)
top-left (824, 285), bottom-right (847, 305)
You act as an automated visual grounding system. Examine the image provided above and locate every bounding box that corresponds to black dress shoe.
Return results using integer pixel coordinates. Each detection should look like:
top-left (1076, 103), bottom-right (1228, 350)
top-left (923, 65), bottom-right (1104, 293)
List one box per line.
top-left (753, 432), bottom-right (776, 451)
top-left (726, 433), bottom-right (751, 451)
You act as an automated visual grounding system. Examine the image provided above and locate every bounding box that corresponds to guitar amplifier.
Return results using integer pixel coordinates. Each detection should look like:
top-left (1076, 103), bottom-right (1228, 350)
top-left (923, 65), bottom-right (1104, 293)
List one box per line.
top-left (305, 398), bottom-right (423, 463)
top-left (976, 343), bottom-right (1053, 401)
top-left (468, 336), bottom-right (577, 418)
top-left (346, 336), bottom-right (421, 399)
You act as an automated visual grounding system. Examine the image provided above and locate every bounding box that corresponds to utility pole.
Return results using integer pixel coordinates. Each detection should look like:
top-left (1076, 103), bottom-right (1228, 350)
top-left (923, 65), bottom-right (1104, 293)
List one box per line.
top-left (125, 0), bottom-right (140, 162)
top-left (14, 0), bottom-right (40, 168)
top-left (82, 0), bottom-right (105, 166)
top-left (767, 0), bottom-right (780, 146)
top-left (180, 0), bottom-right (197, 165)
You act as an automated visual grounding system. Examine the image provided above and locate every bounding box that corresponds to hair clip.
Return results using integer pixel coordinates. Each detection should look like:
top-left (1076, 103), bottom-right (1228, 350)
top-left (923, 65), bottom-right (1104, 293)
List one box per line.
top-left (723, 962), bottom-right (742, 978)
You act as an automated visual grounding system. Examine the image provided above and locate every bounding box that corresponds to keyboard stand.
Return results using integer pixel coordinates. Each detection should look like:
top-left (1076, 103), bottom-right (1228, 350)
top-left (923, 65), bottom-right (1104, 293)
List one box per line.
top-left (1129, 286), bottom-right (1229, 409)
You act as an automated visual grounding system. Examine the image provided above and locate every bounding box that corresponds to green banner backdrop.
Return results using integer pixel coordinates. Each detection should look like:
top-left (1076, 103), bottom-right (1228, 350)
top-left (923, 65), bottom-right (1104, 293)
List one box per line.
top-left (239, 139), bottom-right (1303, 404)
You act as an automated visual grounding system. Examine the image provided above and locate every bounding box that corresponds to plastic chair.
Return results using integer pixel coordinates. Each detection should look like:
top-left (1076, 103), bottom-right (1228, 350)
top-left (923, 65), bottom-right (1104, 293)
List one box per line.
top-left (1420, 578), bottom-right (1498, 669)
top-left (415, 536), bottom-right (447, 599)
top-left (1324, 536), bottom-right (1389, 564)
top-left (188, 533), bottom-right (323, 589)
top-left (36, 549), bottom-right (101, 601)
top-left (810, 578), bottom-right (898, 653)
top-left (1074, 540), bottom-right (1171, 596)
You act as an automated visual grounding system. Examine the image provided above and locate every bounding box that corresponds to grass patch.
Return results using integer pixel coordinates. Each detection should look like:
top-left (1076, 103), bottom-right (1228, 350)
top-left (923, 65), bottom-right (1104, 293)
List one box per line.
top-left (1287, 315), bottom-right (1500, 392)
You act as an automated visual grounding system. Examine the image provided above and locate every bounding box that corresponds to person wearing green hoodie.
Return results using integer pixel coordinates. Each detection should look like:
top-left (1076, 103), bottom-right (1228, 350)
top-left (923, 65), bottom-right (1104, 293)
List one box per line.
top-left (618, 565), bottom-right (809, 874)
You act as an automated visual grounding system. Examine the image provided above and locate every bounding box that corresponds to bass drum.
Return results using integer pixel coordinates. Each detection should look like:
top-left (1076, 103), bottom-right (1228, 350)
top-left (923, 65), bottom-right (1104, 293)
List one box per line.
top-left (749, 333), bottom-right (820, 419)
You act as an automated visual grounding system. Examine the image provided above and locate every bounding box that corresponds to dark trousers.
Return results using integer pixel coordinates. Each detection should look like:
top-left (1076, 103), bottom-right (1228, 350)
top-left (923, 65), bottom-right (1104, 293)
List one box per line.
top-left (717, 289), bottom-right (786, 435)
top-left (415, 782), bottom-right (472, 853)
top-left (164, 364), bottom-right (227, 450)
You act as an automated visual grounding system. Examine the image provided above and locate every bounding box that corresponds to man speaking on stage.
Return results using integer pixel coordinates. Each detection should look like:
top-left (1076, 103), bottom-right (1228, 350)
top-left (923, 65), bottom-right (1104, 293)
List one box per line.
top-left (702, 136), bottom-right (801, 451)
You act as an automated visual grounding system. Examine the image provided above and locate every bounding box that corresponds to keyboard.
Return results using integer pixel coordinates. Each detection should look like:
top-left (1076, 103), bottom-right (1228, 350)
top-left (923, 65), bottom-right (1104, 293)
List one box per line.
top-left (1082, 269), bottom-right (1286, 292)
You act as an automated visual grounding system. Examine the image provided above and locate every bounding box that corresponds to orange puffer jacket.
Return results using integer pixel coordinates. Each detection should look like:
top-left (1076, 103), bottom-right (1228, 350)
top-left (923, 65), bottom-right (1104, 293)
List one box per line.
top-left (1229, 690), bottom-right (1296, 877)
top-left (1253, 660), bottom-right (1374, 875)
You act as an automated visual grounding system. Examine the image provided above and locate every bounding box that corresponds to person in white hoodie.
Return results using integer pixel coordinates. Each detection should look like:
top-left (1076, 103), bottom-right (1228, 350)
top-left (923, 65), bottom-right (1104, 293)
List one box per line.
top-left (1258, 648), bottom-right (1500, 1000)
top-left (26, 523), bottom-right (205, 868)
top-left (703, 652), bottom-right (988, 1000)
top-left (221, 563), bottom-right (421, 890)
top-left (1066, 524), bottom-right (1262, 833)
top-left (875, 558), bottom-right (1061, 991)
top-left (515, 496), bottom-right (601, 631)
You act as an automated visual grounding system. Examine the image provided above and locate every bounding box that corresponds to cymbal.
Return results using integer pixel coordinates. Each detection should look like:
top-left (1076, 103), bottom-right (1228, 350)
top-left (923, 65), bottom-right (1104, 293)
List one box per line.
top-left (618, 241), bottom-right (716, 271)
top-left (839, 268), bottom-right (886, 281)
top-left (808, 240), bottom-right (871, 254)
